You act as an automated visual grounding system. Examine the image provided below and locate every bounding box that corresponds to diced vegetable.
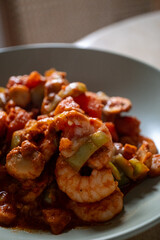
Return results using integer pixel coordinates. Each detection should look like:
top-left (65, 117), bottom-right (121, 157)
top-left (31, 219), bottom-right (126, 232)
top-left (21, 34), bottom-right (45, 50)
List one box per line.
top-left (11, 130), bottom-right (24, 149)
top-left (118, 169), bottom-right (130, 187)
top-left (65, 130), bottom-right (109, 172)
top-left (108, 162), bottom-right (121, 180)
top-left (113, 154), bottom-right (149, 181)
top-left (113, 154), bottom-right (134, 179)
top-left (41, 82), bottom-right (87, 114)
top-left (26, 71), bottom-right (43, 88)
top-left (41, 95), bottom-right (62, 114)
top-left (91, 131), bottom-right (108, 147)
top-left (45, 68), bottom-right (67, 80)
top-left (123, 144), bottom-right (137, 160)
top-left (136, 142), bottom-right (152, 168)
top-left (129, 158), bottom-right (149, 179)
top-left (44, 79), bottom-right (68, 96)
top-left (105, 122), bottom-right (118, 142)
top-left (58, 82), bottom-right (87, 99)
top-left (109, 161), bottom-right (130, 186)
top-left (9, 85), bottom-right (31, 108)
top-left (31, 83), bottom-right (44, 108)
top-left (74, 92), bottom-right (103, 118)
top-left (115, 116), bottom-right (140, 137)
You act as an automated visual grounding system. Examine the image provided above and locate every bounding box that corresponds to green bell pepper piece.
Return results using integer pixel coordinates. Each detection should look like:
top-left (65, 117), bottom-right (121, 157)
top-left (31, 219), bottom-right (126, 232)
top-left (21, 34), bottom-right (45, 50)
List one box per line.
top-left (58, 82), bottom-right (87, 99)
top-left (108, 162), bottom-right (121, 181)
top-left (11, 130), bottom-right (23, 149)
top-left (113, 154), bottom-right (134, 179)
top-left (129, 158), bottom-right (149, 179)
top-left (65, 131), bottom-right (109, 172)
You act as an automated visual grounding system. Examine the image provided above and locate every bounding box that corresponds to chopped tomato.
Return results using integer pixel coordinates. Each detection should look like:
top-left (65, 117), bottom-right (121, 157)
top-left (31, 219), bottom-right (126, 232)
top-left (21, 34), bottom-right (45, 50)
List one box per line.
top-left (26, 71), bottom-right (44, 89)
top-left (123, 144), bottom-right (137, 160)
top-left (74, 92), bottom-right (103, 119)
top-left (105, 122), bottom-right (118, 142)
top-left (115, 116), bottom-right (140, 137)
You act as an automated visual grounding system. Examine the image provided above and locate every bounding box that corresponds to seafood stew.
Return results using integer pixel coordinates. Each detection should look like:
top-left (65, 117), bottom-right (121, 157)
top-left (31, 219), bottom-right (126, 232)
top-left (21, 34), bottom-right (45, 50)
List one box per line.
top-left (0, 68), bottom-right (159, 234)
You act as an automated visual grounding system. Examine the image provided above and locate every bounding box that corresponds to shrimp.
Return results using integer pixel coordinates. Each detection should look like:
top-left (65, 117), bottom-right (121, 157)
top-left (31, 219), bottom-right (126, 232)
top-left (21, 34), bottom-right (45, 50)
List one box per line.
top-left (53, 110), bottom-right (114, 168)
top-left (53, 110), bottom-right (95, 139)
top-left (87, 146), bottom-right (113, 170)
top-left (53, 110), bottom-right (98, 158)
top-left (138, 136), bottom-right (157, 154)
top-left (54, 96), bottom-right (84, 115)
top-left (87, 124), bottom-right (114, 170)
top-left (55, 156), bottom-right (117, 203)
top-left (149, 154), bottom-right (160, 177)
top-left (68, 188), bottom-right (123, 222)
top-left (91, 124), bottom-right (114, 171)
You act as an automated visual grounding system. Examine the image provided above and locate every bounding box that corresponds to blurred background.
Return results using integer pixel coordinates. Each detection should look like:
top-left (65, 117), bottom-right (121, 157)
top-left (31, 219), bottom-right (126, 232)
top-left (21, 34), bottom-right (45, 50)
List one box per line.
top-left (0, 0), bottom-right (160, 47)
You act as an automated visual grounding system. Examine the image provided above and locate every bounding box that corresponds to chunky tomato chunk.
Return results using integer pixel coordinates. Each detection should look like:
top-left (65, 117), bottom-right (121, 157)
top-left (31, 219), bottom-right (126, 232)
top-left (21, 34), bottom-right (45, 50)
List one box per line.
top-left (74, 92), bottom-right (103, 119)
top-left (25, 71), bottom-right (44, 89)
top-left (105, 122), bottom-right (118, 142)
top-left (115, 116), bottom-right (140, 137)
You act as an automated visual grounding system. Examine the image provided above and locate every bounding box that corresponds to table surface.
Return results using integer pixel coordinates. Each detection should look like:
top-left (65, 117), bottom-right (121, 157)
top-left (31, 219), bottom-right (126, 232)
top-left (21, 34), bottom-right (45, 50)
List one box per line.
top-left (76, 11), bottom-right (160, 240)
top-left (76, 11), bottom-right (160, 70)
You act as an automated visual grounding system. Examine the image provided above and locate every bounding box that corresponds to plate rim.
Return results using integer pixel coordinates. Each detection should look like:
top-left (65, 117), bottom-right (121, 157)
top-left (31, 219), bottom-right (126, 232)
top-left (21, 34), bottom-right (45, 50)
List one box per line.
top-left (0, 42), bottom-right (160, 74)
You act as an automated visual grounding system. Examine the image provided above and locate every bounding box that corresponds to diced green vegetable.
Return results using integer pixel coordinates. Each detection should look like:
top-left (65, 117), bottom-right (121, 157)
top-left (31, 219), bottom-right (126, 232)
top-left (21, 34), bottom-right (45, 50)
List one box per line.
top-left (42, 82), bottom-right (87, 114)
top-left (113, 154), bottom-right (149, 181)
top-left (58, 82), bottom-right (87, 99)
top-left (113, 154), bottom-right (134, 179)
top-left (109, 161), bottom-right (130, 186)
top-left (42, 95), bottom-right (62, 114)
top-left (108, 162), bottom-right (121, 181)
top-left (9, 85), bottom-right (31, 108)
top-left (91, 131), bottom-right (108, 147)
top-left (117, 168), bottom-right (130, 186)
top-left (129, 158), bottom-right (149, 179)
top-left (11, 130), bottom-right (23, 149)
top-left (65, 130), bottom-right (109, 172)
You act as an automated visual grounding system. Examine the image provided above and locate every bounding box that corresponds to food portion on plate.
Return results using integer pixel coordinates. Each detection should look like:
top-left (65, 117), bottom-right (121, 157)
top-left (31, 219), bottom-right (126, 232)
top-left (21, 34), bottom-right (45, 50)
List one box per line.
top-left (0, 69), bottom-right (159, 234)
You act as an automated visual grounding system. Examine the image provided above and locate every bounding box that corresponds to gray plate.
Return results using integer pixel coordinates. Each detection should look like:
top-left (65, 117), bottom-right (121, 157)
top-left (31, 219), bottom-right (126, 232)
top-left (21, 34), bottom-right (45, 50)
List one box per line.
top-left (0, 44), bottom-right (159, 240)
